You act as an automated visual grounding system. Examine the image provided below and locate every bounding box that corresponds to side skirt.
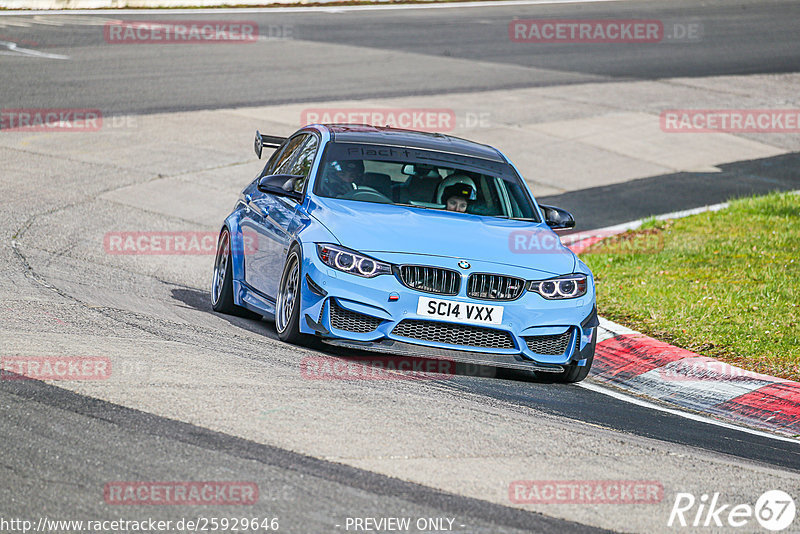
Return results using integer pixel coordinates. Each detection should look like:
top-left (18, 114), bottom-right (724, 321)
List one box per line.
top-left (235, 280), bottom-right (276, 319)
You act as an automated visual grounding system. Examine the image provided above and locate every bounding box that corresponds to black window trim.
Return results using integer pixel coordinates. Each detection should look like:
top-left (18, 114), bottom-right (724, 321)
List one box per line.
top-left (263, 130), bottom-right (321, 205)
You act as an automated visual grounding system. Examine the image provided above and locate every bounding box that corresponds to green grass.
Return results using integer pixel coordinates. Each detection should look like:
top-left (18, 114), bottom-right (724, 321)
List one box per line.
top-left (582, 191), bottom-right (800, 381)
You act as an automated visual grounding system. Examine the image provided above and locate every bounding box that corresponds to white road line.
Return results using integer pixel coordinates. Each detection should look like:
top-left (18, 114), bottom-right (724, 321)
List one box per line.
top-left (568, 190), bottom-right (800, 240)
top-left (566, 201), bottom-right (732, 240)
top-left (579, 381), bottom-right (800, 444)
top-left (582, 196), bottom-right (800, 445)
top-left (0, 0), bottom-right (629, 16)
top-left (0, 40), bottom-right (70, 59)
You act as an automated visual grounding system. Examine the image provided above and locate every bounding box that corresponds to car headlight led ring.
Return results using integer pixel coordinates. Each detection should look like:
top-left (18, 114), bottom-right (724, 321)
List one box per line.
top-left (333, 251), bottom-right (354, 271)
top-left (317, 244), bottom-right (392, 278)
top-left (357, 258), bottom-right (377, 276)
top-left (528, 274), bottom-right (588, 300)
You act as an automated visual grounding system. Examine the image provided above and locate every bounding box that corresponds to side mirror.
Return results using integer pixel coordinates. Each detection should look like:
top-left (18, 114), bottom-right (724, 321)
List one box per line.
top-left (257, 174), bottom-right (304, 201)
top-left (539, 204), bottom-right (576, 229)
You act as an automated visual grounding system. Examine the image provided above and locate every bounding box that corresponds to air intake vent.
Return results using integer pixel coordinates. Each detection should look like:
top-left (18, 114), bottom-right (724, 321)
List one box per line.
top-left (329, 300), bottom-right (383, 333)
top-left (392, 319), bottom-right (515, 349)
top-left (524, 329), bottom-right (573, 355)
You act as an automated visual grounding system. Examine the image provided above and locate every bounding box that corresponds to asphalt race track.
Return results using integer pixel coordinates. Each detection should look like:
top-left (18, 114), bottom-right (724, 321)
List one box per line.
top-left (3, 0), bottom-right (800, 114)
top-left (1, 1), bottom-right (799, 532)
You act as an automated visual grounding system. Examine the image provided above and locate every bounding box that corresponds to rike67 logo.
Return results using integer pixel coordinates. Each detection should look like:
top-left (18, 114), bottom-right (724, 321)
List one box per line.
top-left (669, 490), bottom-right (796, 531)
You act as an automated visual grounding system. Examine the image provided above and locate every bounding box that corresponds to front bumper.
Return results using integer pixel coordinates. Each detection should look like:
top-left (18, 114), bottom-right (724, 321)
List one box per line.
top-left (298, 244), bottom-right (597, 370)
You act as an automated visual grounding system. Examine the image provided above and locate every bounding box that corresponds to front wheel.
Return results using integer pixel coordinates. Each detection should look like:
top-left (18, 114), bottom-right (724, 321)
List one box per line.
top-left (554, 328), bottom-right (596, 383)
top-left (275, 245), bottom-right (309, 344)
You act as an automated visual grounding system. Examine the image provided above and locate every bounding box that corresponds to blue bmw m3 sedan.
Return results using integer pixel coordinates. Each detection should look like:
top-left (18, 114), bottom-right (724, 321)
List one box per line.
top-left (212, 124), bottom-right (598, 382)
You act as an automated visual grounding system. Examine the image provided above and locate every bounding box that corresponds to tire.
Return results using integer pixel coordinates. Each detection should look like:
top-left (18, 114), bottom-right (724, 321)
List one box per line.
top-left (275, 244), bottom-right (311, 345)
top-left (554, 327), bottom-right (597, 383)
top-left (211, 228), bottom-right (259, 318)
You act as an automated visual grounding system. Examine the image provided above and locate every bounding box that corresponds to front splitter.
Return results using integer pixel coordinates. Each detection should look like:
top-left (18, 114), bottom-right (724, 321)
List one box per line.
top-left (320, 337), bottom-right (565, 373)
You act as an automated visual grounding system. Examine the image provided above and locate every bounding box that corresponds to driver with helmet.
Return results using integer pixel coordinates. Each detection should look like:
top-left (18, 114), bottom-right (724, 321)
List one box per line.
top-left (442, 183), bottom-right (476, 213)
top-left (319, 159), bottom-right (364, 198)
top-left (438, 173), bottom-right (477, 213)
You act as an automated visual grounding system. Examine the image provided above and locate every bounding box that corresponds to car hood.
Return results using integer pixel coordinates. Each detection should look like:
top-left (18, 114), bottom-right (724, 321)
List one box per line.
top-left (308, 197), bottom-right (576, 276)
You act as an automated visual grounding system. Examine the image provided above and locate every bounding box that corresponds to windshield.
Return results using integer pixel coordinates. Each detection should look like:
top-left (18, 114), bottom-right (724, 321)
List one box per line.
top-left (313, 142), bottom-right (541, 221)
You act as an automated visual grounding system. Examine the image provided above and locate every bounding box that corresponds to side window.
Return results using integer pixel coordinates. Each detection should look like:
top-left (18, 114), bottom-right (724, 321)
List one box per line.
top-left (270, 135), bottom-right (306, 176)
top-left (506, 180), bottom-right (537, 219)
top-left (474, 175), bottom-right (502, 216)
top-left (261, 147), bottom-right (283, 177)
top-left (491, 177), bottom-right (515, 218)
top-left (288, 136), bottom-right (319, 193)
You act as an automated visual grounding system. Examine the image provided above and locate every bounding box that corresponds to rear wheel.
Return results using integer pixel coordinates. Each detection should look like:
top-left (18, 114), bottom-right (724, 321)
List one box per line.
top-left (211, 228), bottom-right (258, 318)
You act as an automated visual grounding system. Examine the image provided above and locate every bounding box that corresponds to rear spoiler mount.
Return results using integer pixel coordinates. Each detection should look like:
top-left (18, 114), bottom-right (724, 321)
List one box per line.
top-left (254, 130), bottom-right (286, 159)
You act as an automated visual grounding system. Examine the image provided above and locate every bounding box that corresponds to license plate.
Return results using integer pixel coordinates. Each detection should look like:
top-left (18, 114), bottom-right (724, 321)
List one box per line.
top-left (417, 297), bottom-right (504, 326)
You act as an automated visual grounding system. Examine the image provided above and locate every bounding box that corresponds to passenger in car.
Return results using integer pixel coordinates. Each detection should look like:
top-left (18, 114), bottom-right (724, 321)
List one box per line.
top-left (442, 183), bottom-right (476, 213)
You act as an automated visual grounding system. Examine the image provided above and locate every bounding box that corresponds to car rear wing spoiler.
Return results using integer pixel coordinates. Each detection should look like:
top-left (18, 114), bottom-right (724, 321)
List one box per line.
top-left (254, 130), bottom-right (286, 159)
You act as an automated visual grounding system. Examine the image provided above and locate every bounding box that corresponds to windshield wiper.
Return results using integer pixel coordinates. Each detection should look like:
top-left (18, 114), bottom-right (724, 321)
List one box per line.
top-left (492, 216), bottom-right (540, 221)
top-left (395, 203), bottom-right (437, 210)
top-left (395, 205), bottom-right (539, 222)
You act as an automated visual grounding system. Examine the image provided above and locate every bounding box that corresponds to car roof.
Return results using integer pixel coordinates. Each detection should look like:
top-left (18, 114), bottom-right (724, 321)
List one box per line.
top-left (319, 124), bottom-right (506, 163)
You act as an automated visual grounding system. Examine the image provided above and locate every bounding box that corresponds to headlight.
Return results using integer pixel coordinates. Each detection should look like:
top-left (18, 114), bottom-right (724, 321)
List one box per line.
top-left (316, 244), bottom-right (393, 278)
top-left (528, 274), bottom-right (587, 300)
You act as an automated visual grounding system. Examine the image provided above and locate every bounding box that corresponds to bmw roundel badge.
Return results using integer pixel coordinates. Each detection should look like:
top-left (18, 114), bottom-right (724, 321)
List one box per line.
top-left (458, 261), bottom-right (470, 269)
